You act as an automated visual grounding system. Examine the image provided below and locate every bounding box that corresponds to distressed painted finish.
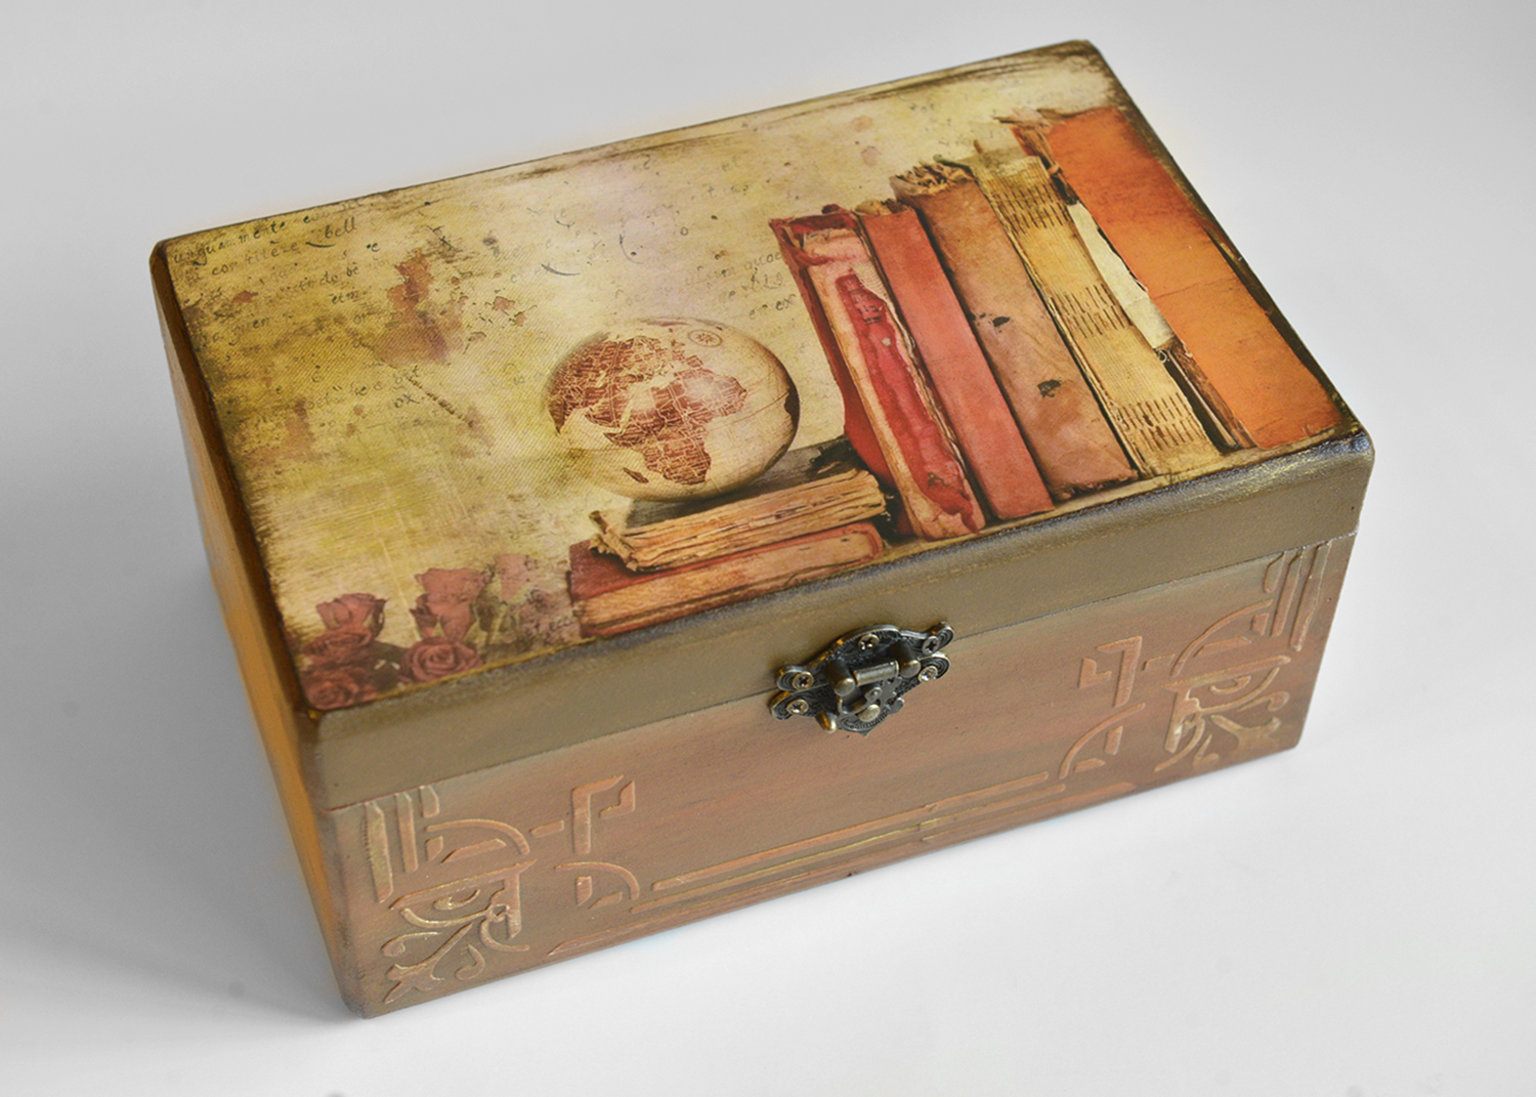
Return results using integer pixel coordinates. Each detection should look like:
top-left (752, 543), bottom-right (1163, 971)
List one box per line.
top-left (158, 48), bottom-right (1127, 703)
top-left (155, 41), bottom-right (1371, 1015)
top-left (157, 42), bottom-right (1351, 715)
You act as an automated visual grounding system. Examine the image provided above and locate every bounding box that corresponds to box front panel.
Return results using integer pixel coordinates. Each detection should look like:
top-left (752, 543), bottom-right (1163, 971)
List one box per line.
top-left (323, 534), bottom-right (1353, 1014)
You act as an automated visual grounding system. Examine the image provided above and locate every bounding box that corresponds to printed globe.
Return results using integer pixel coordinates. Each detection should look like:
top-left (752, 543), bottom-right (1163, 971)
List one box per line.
top-left (546, 318), bottom-right (799, 501)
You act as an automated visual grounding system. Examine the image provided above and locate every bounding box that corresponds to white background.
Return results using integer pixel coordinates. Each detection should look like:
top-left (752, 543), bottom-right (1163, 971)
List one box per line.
top-left (3, 2), bottom-right (1533, 1093)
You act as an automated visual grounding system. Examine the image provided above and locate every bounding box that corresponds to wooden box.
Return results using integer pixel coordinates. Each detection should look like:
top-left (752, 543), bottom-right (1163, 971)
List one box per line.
top-left (152, 41), bottom-right (1371, 1016)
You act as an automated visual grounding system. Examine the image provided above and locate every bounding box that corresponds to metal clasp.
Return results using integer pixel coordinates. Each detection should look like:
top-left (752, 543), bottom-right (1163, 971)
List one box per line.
top-left (770, 623), bottom-right (954, 734)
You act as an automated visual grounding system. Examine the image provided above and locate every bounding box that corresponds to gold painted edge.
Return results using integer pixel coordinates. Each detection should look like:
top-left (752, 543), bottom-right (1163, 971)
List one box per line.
top-left (152, 246), bottom-right (363, 1009)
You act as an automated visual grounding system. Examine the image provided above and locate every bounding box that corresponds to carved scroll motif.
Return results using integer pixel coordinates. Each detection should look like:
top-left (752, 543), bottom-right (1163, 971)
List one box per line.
top-left (362, 778), bottom-right (641, 1005)
top-left (1074, 542), bottom-right (1332, 775)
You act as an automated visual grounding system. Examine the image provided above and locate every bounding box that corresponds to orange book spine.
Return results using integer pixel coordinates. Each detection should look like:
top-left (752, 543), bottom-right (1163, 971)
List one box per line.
top-left (1043, 107), bottom-right (1344, 448)
top-left (857, 202), bottom-right (1053, 520)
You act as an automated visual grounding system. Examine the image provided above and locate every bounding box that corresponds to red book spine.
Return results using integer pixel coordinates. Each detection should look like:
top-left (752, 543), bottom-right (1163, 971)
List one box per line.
top-left (771, 213), bottom-right (895, 486)
top-left (859, 203), bottom-right (1053, 520)
top-left (788, 213), bottom-right (985, 540)
top-left (829, 271), bottom-right (982, 531)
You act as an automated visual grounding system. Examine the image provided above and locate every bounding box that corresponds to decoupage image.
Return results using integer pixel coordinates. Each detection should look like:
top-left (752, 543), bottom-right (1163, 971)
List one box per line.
top-left (163, 43), bottom-right (1347, 713)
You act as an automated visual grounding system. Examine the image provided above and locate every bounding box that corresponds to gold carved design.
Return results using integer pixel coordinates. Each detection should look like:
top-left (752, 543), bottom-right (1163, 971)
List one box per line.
top-left (362, 779), bottom-right (641, 1005)
top-left (382, 864), bottom-right (533, 1004)
top-left (1073, 542), bottom-right (1332, 776)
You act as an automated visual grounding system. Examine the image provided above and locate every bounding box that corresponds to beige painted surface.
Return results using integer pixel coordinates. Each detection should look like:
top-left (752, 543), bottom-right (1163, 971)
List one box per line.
top-left (157, 44), bottom-right (1180, 694)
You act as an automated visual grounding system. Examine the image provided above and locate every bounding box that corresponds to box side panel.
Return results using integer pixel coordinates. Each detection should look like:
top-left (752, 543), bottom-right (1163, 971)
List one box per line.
top-left (322, 533), bottom-right (1354, 1015)
top-left (152, 248), bottom-right (362, 1009)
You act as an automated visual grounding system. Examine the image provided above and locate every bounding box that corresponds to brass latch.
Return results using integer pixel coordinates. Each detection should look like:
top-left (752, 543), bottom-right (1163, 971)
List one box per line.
top-left (770, 623), bottom-right (954, 734)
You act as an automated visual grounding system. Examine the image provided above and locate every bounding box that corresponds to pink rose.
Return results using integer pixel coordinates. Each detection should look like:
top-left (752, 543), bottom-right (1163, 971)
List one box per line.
top-left (402, 636), bottom-right (482, 683)
top-left (301, 625), bottom-right (375, 666)
top-left (316, 593), bottom-right (385, 638)
top-left (302, 664), bottom-right (378, 710)
top-left (411, 568), bottom-right (487, 642)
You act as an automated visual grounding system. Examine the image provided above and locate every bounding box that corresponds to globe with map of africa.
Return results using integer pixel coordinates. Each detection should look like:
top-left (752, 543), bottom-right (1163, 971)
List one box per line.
top-left (546, 318), bottom-right (799, 501)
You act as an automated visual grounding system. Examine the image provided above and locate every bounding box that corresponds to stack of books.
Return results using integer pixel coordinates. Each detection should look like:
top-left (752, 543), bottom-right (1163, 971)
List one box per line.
top-left (568, 443), bottom-right (887, 636)
top-left (771, 108), bottom-right (1342, 534)
top-left (571, 106), bottom-right (1346, 639)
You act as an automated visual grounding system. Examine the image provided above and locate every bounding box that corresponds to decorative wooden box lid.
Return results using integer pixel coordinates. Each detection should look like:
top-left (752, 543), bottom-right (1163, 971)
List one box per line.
top-left (154, 41), bottom-right (1368, 806)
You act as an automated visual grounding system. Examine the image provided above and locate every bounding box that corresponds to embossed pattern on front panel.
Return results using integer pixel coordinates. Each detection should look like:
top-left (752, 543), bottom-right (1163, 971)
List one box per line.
top-left (325, 537), bottom-right (1352, 1013)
